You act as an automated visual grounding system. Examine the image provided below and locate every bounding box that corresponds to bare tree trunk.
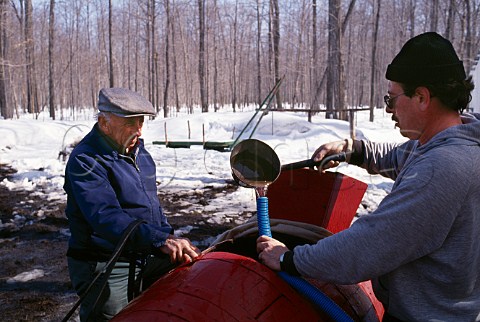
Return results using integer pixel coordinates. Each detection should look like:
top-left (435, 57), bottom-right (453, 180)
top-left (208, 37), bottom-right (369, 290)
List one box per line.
top-left (231, 0), bottom-right (238, 113)
top-left (463, 0), bottom-right (473, 72)
top-left (445, 0), bottom-right (456, 39)
top-left (429, 0), bottom-right (439, 31)
top-left (309, 0), bottom-right (318, 121)
top-left (313, 0), bottom-right (355, 118)
top-left (256, 0), bottom-right (262, 107)
top-left (198, 0), bottom-right (208, 112)
top-left (0, 0), bottom-right (12, 119)
top-left (271, 0), bottom-right (282, 109)
top-left (338, 0), bottom-right (355, 120)
top-left (134, 4), bottom-right (140, 92)
top-left (74, 5), bottom-right (81, 110)
top-left (342, 0), bottom-right (356, 32)
top-left (369, 0), bottom-right (381, 122)
top-left (326, 0), bottom-right (340, 119)
top-left (146, 0), bottom-right (151, 101)
top-left (268, 1), bottom-right (273, 82)
top-left (126, 1), bottom-right (131, 88)
top-left (25, 0), bottom-right (38, 115)
top-left (151, 0), bottom-right (158, 110)
top-left (108, 0), bottom-right (114, 87)
top-left (409, 0), bottom-right (416, 38)
top-left (68, 4), bottom-right (75, 119)
top-left (48, 0), bottom-right (55, 120)
top-left (171, 0), bottom-right (180, 113)
top-left (175, 6), bottom-right (192, 114)
top-left (163, 0), bottom-right (170, 118)
top-left (213, 0), bottom-right (219, 112)
top-left (292, 3), bottom-right (306, 109)
top-left (87, 2), bottom-right (95, 111)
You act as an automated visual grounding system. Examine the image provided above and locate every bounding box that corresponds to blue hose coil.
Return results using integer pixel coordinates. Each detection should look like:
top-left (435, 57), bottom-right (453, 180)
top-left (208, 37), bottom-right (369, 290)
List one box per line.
top-left (278, 271), bottom-right (354, 321)
top-left (256, 197), bottom-right (272, 238)
top-left (256, 196), bottom-right (354, 322)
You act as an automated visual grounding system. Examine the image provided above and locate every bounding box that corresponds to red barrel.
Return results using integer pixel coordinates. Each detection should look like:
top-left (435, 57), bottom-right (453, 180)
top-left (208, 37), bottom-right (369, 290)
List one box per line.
top-left (113, 252), bottom-right (381, 321)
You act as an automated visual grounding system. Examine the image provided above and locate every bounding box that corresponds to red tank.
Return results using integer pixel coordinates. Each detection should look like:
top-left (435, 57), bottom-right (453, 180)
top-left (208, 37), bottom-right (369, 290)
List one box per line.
top-left (112, 170), bottom-right (384, 321)
top-left (113, 251), bottom-right (381, 322)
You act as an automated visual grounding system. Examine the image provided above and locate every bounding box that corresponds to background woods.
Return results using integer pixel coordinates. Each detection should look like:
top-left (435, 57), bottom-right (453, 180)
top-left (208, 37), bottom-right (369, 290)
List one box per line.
top-left (0, 0), bottom-right (479, 121)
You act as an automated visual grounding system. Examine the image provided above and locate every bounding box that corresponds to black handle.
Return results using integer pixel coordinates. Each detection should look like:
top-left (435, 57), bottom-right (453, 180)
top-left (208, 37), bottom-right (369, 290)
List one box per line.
top-left (281, 152), bottom-right (347, 171)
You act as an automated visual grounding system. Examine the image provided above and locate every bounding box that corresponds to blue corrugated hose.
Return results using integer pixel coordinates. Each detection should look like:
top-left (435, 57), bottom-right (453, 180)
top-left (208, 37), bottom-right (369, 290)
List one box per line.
top-left (256, 196), bottom-right (354, 322)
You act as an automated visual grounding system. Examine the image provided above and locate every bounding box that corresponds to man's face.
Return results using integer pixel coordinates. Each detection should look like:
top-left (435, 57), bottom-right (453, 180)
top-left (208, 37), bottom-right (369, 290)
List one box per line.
top-left (101, 114), bottom-right (144, 152)
top-left (386, 81), bottom-right (423, 140)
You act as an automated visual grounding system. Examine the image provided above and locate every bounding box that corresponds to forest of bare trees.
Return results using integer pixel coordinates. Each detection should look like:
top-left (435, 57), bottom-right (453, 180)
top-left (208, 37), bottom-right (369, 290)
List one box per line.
top-left (0, 0), bottom-right (479, 121)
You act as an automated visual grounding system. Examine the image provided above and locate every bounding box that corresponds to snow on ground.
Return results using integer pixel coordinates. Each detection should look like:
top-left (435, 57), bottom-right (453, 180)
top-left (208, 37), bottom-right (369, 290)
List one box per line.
top-left (6, 269), bottom-right (45, 284)
top-left (0, 106), bottom-right (407, 225)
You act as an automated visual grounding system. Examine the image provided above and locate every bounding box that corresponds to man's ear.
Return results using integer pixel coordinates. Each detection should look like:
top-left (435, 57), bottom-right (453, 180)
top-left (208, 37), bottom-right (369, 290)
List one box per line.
top-left (415, 86), bottom-right (431, 112)
top-left (98, 115), bottom-right (110, 134)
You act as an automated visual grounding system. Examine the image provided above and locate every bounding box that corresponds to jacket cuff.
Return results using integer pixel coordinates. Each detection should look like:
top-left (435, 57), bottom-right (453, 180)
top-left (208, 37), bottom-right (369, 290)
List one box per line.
top-left (152, 228), bottom-right (174, 248)
top-left (349, 139), bottom-right (365, 166)
top-left (280, 251), bottom-right (301, 276)
top-left (152, 240), bottom-right (166, 248)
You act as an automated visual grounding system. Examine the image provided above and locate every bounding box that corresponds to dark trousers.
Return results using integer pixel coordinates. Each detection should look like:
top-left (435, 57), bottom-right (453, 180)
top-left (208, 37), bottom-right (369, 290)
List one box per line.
top-left (68, 254), bottom-right (176, 322)
top-left (134, 254), bottom-right (176, 294)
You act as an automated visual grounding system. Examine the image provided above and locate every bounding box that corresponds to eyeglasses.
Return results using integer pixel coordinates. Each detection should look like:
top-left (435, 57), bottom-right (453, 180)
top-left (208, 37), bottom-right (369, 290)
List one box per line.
top-left (384, 93), bottom-right (406, 109)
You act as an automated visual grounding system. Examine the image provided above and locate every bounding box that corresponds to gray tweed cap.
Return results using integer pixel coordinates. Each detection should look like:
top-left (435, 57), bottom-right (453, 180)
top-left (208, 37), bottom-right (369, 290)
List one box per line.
top-left (98, 87), bottom-right (155, 117)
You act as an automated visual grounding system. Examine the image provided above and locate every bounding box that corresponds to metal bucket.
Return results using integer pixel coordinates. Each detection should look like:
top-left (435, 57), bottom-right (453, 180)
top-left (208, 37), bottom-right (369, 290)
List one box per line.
top-left (230, 139), bottom-right (347, 188)
top-left (230, 139), bottom-right (281, 188)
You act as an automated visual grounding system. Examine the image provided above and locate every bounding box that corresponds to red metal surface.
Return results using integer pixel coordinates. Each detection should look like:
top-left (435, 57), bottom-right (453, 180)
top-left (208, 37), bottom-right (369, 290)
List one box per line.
top-left (267, 169), bottom-right (368, 234)
top-left (267, 168), bottom-right (384, 319)
top-left (358, 281), bottom-right (385, 319)
top-left (113, 252), bottom-right (382, 322)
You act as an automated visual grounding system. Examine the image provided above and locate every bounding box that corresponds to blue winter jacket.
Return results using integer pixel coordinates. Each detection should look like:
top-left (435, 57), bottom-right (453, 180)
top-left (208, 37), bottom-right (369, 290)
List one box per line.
top-left (64, 124), bottom-right (172, 260)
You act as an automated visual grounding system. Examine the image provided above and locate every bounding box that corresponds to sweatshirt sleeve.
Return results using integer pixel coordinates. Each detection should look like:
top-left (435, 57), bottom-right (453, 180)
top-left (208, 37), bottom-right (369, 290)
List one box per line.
top-left (292, 149), bottom-right (465, 284)
top-left (359, 140), bottom-right (416, 181)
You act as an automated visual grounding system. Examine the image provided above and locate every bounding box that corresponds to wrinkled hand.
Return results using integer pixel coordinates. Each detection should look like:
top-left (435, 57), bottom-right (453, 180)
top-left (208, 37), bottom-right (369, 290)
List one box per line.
top-left (311, 139), bottom-right (351, 172)
top-left (256, 235), bottom-right (289, 271)
top-left (160, 235), bottom-right (201, 264)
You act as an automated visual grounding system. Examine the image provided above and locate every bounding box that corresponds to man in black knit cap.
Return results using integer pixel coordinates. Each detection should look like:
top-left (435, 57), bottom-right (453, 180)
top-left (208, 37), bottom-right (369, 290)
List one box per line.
top-left (257, 32), bottom-right (480, 321)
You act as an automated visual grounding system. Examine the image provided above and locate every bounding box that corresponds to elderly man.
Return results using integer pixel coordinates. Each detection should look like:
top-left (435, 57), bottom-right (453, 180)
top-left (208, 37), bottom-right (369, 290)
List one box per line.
top-left (257, 32), bottom-right (480, 321)
top-left (64, 88), bottom-right (200, 321)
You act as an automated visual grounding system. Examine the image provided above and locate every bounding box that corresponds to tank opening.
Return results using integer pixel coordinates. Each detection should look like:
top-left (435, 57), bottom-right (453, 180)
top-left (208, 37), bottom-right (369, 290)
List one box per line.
top-left (211, 231), bottom-right (316, 260)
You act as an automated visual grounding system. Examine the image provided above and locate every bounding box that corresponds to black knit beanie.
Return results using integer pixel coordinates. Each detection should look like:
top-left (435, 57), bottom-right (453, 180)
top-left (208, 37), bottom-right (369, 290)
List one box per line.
top-left (385, 32), bottom-right (466, 84)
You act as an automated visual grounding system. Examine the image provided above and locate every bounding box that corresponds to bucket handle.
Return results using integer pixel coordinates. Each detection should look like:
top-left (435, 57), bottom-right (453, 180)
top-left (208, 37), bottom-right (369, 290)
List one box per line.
top-left (281, 152), bottom-right (347, 171)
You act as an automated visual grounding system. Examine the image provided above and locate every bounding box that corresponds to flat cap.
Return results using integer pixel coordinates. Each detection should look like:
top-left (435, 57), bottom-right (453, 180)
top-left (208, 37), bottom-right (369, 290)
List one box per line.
top-left (98, 87), bottom-right (155, 117)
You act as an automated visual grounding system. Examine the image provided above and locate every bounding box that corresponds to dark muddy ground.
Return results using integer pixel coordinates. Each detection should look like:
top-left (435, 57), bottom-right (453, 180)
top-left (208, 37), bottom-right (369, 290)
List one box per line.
top-left (0, 163), bottom-right (248, 322)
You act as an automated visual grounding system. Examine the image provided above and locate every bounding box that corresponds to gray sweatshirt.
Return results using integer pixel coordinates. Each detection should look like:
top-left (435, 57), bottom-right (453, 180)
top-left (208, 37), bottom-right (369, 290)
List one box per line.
top-left (293, 113), bottom-right (480, 321)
